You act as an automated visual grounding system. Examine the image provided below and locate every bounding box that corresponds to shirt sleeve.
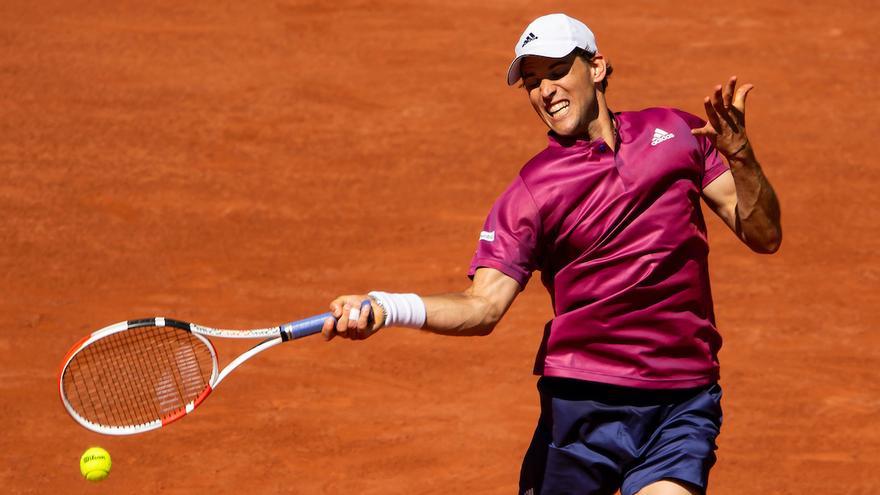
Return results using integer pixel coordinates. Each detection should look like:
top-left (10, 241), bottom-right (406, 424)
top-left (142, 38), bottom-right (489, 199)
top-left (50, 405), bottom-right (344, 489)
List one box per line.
top-left (467, 176), bottom-right (542, 288)
top-left (670, 109), bottom-right (729, 188)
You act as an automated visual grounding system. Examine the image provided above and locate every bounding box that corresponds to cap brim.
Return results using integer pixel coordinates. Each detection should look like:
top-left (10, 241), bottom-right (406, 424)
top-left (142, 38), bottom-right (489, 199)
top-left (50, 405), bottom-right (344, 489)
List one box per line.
top-left (506, 56), bottom-right (526, 86)
top-left (505, 42), bottom-right (579, 86)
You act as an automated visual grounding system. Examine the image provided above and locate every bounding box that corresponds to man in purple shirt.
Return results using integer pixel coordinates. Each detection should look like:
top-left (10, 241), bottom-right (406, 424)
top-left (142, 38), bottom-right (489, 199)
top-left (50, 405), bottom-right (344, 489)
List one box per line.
top-left (322, 13), bottom-right (781, 495)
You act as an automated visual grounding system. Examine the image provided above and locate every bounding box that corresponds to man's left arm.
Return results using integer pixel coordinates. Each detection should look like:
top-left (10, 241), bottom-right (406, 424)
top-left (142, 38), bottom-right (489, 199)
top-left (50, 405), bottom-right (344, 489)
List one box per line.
top-left (694, 76), bottom-right (782, 254)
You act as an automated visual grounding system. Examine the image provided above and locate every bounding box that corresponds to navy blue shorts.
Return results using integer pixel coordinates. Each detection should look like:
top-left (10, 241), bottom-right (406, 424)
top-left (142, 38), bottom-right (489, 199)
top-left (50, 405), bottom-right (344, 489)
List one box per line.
top-left (519, 377), bottom-right (722, 495)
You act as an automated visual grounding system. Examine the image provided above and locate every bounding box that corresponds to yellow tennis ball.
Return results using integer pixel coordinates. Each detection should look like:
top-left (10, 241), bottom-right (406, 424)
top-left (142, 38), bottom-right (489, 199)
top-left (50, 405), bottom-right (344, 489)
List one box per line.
top-left (80, 447), bottom-right (111, 482)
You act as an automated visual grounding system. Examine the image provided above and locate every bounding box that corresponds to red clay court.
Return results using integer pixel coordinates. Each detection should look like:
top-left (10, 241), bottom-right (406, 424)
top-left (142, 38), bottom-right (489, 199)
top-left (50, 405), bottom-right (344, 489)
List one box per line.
top-left (1, 1), bottom-right (878, 493)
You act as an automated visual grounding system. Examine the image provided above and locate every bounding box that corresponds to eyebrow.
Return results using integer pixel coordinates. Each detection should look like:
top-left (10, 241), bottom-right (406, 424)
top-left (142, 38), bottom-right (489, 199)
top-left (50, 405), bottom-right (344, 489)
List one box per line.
top-left (522, 58), bottom-right (571, 78)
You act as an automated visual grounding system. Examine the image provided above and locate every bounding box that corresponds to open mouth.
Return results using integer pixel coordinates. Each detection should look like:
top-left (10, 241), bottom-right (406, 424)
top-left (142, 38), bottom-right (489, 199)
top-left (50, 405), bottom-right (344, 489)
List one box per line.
top-left (548, 100), bottom-right (570, 118)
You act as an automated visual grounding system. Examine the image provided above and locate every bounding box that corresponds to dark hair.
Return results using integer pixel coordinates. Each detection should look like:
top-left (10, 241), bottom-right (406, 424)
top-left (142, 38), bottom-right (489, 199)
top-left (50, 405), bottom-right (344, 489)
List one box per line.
top-left (574, 47), bottom-right (613, 91)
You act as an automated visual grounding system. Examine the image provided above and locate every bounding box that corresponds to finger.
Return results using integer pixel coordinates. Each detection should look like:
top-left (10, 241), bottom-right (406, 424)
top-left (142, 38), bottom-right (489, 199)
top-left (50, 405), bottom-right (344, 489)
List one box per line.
top-left (691, 123), bottom-right (715, 137)
top-left (326, 300), bottom-right (345, 338)
top-left (710, 85), bottom-right (727, 118)
top-left (703, 97), bottom-right (723, 133)
top-left (723, 76), bottom-right (736, 109)
top-left (348, 306), bottom-right (361, 326)
top-left (711, 85), bottom-right (738, 131)
top-left (733, 83), bottom-right (754, 111)
top-left (357, 299), bottom-right (373, 331)
top-left (329, 300), bottom-right (344, 319)
top-left (336, 303), bottom-right (351, 335)
top-left (321, 316), bottom-right (336, 341)
top-left (345, 304), bottom-right (360, 332)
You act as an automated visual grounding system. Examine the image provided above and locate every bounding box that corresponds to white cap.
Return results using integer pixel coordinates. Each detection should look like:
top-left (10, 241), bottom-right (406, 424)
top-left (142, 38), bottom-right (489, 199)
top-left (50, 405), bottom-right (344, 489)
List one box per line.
top-left (506, 13), bottom-right (598, 86)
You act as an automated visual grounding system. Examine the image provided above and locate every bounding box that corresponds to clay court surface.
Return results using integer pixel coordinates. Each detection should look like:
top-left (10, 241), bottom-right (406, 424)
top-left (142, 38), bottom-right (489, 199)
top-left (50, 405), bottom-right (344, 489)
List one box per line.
top-left (2, 0), bottom-right (878, 493)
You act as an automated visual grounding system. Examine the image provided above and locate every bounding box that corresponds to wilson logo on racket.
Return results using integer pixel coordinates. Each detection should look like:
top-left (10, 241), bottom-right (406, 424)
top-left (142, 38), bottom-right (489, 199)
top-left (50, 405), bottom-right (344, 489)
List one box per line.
top-left (57, 312), bottom-right (338, 436)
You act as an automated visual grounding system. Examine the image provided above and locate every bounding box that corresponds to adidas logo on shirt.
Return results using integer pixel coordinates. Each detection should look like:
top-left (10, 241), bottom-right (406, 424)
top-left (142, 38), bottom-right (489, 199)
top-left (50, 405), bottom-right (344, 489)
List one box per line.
top-left (522, 32), bottom-right (538, 47)
top-left (651, 128), bottom-right (675, 146)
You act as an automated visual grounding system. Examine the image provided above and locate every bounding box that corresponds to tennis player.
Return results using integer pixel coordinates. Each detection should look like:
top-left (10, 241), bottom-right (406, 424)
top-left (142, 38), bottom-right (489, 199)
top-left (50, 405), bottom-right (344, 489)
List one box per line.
top-left (322, 13), bottom-right (781, 495)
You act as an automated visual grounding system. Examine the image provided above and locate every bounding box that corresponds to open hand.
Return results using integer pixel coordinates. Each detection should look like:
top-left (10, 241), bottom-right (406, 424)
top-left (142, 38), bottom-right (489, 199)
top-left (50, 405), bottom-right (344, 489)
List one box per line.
top-left (692, 76), bottom-right (755, 159)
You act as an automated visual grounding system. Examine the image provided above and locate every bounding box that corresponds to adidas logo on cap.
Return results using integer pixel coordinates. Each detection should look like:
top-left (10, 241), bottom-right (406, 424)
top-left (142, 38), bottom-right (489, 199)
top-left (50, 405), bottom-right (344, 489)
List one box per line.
top-left (521, 32), bottom-right (538, 47)
top-left (651, 128), bottom-right (675, 146)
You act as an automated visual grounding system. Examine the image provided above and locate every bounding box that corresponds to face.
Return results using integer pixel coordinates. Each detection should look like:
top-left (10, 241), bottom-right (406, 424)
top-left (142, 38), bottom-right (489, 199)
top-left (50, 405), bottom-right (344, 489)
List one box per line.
top-left (520, 53), bottom-right (600, 137)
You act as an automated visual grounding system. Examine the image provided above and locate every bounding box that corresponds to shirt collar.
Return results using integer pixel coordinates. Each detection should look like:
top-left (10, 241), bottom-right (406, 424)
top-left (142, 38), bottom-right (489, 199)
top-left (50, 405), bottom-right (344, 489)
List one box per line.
top-left (547, 111), bottom-right (620, 151)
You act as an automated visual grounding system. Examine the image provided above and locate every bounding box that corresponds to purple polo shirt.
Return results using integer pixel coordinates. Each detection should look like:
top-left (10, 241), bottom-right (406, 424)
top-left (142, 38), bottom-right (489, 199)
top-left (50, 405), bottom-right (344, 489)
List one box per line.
top-left (468, 107), bottom-right (729, 389)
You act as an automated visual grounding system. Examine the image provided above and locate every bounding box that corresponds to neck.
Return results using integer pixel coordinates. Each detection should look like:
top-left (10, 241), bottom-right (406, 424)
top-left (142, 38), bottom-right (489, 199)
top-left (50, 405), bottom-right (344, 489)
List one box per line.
top-left (587, 90), bottom-right (615, 147)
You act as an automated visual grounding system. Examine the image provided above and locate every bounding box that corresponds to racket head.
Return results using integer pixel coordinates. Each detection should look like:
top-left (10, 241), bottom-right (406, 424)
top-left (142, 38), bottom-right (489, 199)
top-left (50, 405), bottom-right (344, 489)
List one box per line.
top-left (58, 318), bottom-right (219, 435)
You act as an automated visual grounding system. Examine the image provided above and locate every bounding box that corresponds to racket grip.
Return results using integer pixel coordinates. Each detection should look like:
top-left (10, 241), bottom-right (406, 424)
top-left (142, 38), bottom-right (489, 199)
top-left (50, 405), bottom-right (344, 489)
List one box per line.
top-left (280, 312), bottom-right (334, 341)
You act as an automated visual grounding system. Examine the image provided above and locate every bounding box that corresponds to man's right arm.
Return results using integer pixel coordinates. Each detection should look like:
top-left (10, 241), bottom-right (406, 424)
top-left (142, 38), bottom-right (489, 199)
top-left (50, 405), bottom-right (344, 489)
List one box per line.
top-left (421, 267), bottom-right (523, 336)
top-left (322, 267), bottom-right (522, 340)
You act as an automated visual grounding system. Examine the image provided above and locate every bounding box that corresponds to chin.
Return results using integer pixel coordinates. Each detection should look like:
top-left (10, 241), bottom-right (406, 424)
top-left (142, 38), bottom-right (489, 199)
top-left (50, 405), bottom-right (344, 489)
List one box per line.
top-left (550, 124), bottom-right (579, 137)
top-left (546, 117), bottom-right (580, 137)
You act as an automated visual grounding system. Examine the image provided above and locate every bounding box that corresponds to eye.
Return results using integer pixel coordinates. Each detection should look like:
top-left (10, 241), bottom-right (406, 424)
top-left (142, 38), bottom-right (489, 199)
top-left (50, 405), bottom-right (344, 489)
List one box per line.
top-left (522, 78), bottom-right (539, 91)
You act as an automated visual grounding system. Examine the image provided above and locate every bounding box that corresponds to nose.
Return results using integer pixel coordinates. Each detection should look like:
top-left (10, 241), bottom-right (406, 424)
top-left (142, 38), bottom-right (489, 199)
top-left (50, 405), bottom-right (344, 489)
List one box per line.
top-left (539, 78), bottom-right (556, 100)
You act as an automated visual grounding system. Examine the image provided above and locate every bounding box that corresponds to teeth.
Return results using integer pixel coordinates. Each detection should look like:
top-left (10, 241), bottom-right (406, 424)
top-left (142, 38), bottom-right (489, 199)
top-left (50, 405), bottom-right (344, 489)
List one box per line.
top-left (549, 101), bottom-right (569, 115)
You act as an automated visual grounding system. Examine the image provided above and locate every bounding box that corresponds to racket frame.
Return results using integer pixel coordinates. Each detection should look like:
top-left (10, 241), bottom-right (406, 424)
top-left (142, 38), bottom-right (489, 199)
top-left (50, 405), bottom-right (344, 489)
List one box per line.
top-left (58, 313), bottom-right (329, 435)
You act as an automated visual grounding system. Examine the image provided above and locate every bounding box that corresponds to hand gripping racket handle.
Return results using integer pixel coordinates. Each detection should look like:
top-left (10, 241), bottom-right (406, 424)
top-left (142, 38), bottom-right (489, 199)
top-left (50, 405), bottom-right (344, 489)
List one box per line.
top-left (280, 312), bottom-right (333, 341)
top-left (279, 300), bottom-right (373, 341)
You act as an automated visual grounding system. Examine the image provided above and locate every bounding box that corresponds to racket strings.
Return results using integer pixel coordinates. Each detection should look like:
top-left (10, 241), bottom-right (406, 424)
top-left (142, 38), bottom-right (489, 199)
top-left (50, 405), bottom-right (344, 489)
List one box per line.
top-left (62, 325), bottom-right (214, 428)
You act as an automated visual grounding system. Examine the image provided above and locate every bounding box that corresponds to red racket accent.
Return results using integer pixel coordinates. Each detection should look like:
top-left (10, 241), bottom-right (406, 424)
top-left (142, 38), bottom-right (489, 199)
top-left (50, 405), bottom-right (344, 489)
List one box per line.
top-left (193, 386), bottom-right (213, 408)
top-left (58, 333), bottom-right (91, 382)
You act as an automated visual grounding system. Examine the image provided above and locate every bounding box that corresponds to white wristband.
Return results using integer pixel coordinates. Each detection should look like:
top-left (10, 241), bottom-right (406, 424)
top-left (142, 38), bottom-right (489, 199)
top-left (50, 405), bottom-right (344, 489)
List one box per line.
top-left (368, 291), bottom-right (426, 329)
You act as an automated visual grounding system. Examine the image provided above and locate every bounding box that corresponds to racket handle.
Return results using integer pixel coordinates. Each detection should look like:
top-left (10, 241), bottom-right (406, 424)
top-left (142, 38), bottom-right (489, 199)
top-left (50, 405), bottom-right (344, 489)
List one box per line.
top-left (280, 300), bottom-right (375, 341)
top-left (280, 313), bottom-right (333, 341)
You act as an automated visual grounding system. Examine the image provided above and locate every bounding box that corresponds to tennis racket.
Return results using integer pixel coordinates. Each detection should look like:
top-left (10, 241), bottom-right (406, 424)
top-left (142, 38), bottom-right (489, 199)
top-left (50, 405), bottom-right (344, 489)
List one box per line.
top-left (58, 312), bottom-right (336, 436)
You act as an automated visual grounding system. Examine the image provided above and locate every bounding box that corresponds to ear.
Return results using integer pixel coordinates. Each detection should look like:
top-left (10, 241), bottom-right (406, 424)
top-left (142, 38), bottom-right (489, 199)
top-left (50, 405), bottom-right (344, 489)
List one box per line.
top-left (589, 54), bottom-right (607, 84)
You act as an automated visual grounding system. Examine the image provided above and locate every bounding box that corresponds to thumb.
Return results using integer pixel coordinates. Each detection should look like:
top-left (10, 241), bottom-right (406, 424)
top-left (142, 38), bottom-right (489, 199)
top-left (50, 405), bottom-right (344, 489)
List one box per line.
top-left (691, 124), bottom-right (715, 137)
top-left (734, 83), bottom-right (754, 110)
top-left (321, 316), bottom-right (336, 341)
